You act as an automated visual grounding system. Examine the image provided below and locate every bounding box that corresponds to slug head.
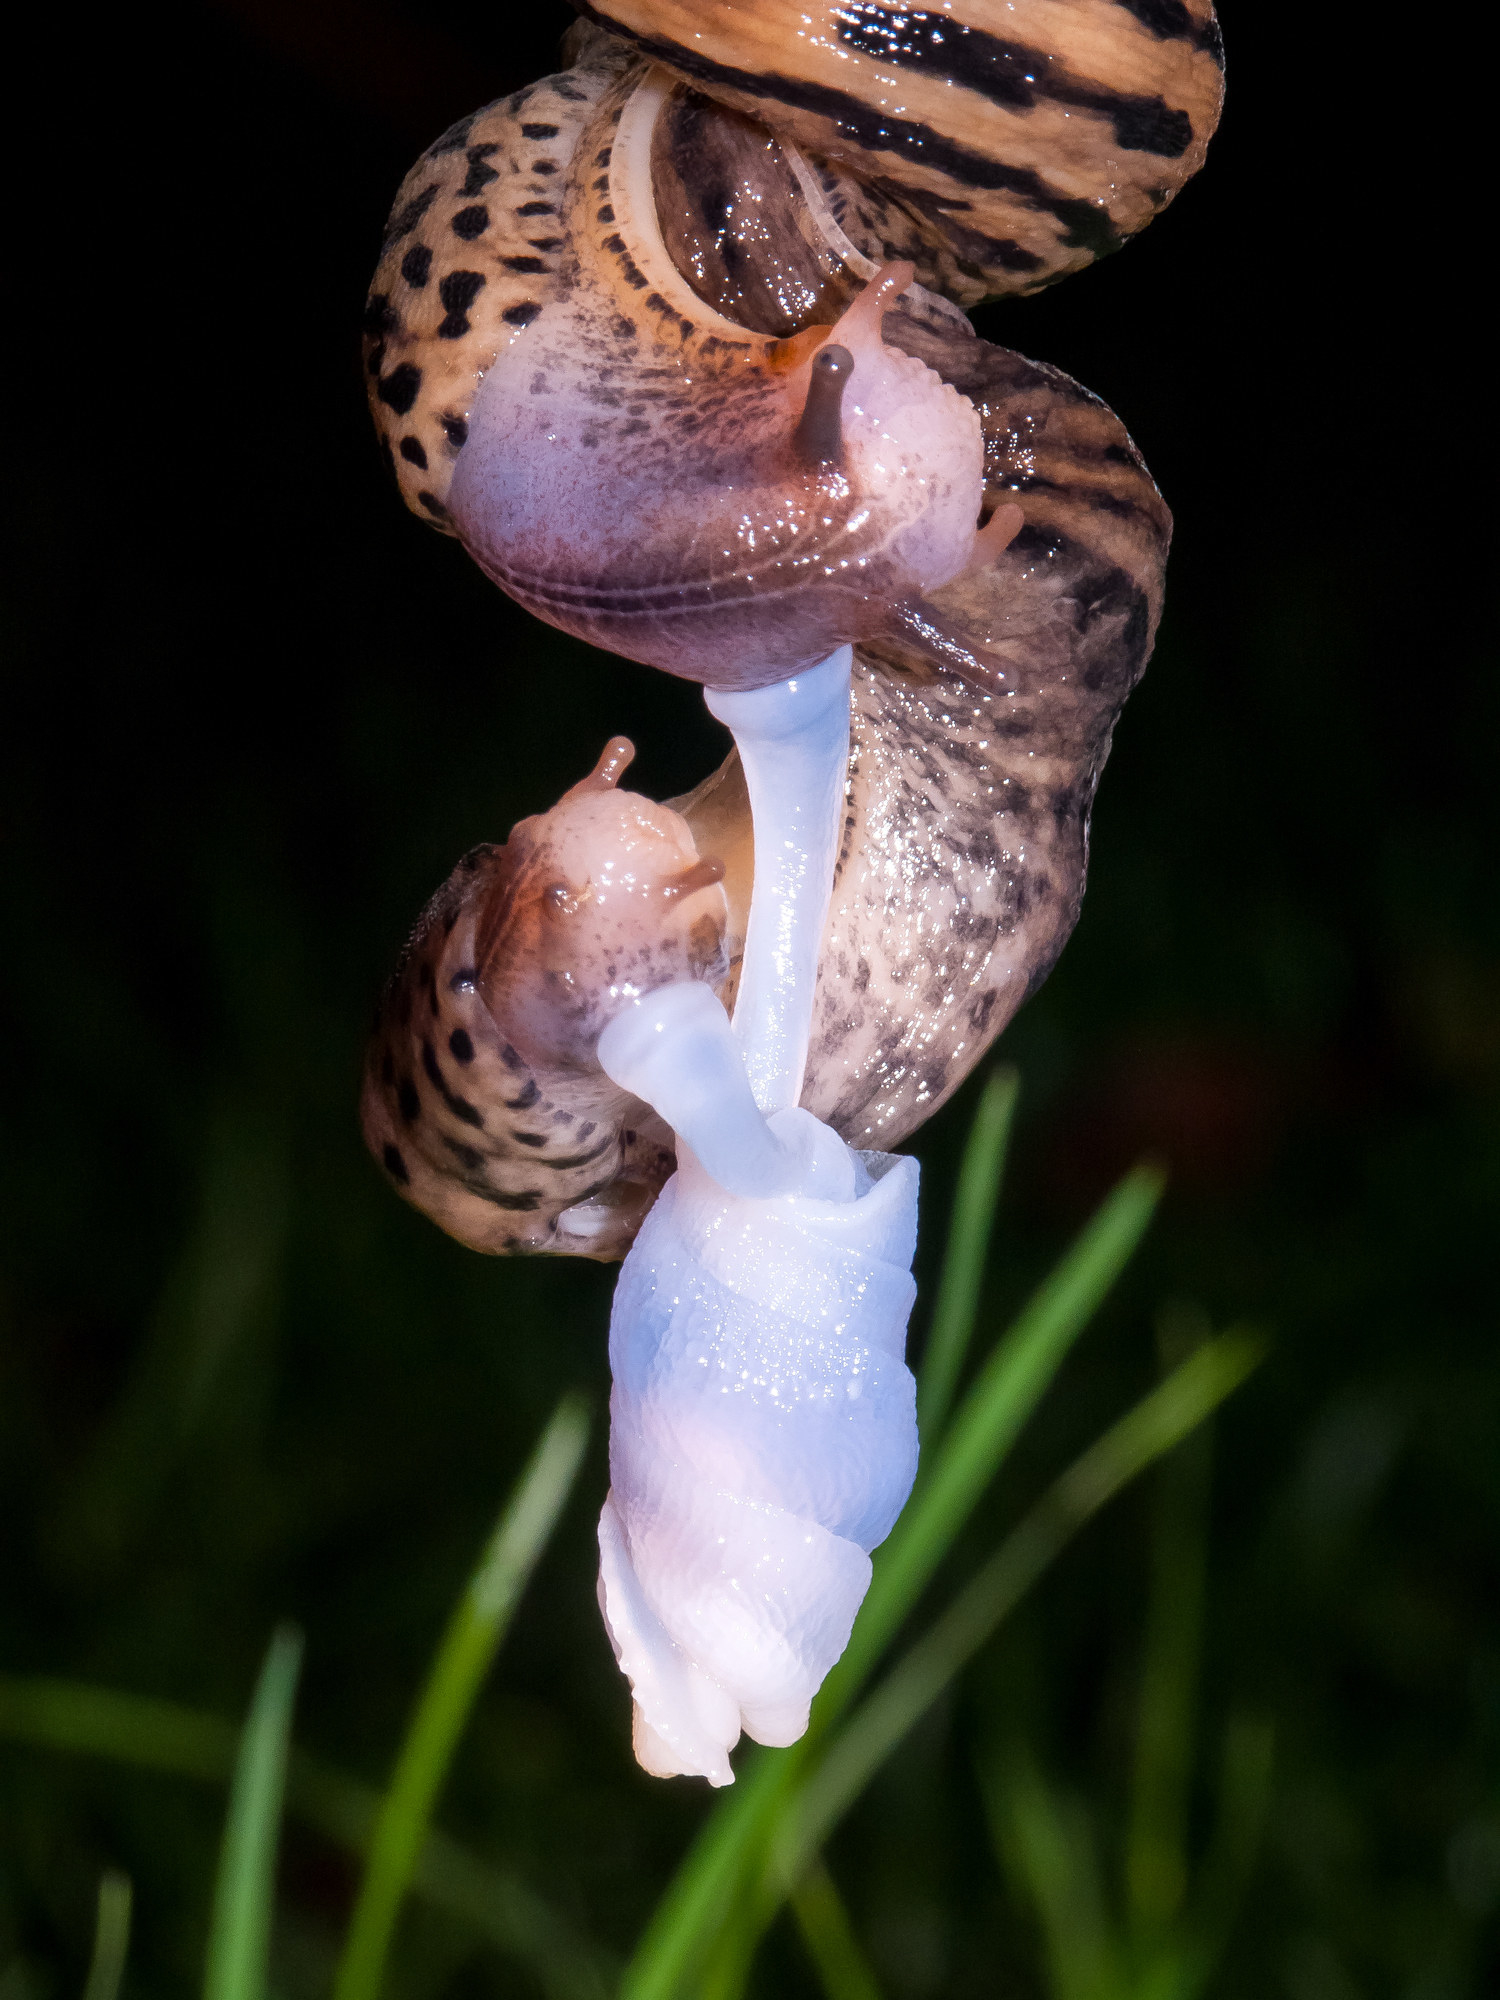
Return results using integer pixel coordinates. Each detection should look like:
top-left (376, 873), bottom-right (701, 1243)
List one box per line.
top-left (476, 738), bottom-right (729, 1072)
top-left (445, 61), bottom-right (992, 691)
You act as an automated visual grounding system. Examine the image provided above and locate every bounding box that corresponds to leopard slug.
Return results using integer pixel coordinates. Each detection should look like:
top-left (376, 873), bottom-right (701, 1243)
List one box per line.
top-left (362, 16), bottom-right (1183, 1258)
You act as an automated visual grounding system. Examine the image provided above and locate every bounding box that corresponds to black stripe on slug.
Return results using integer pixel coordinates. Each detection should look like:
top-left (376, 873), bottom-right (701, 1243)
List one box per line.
top-left (535, 1135), bottom-right (617, 1172)
top-left (570, 5), bottom-right (1123, 256)
top-left (467, 1184), bottom-right (545, 1210)
top-left (1114, 0), bottom-right (1224, 65)
top-left (832, 4), bottom-right (1194, 158)
top-left (864, 173), bottom-right (1045, 273)
top-left (421, 1039), bottom-right (485, 1127)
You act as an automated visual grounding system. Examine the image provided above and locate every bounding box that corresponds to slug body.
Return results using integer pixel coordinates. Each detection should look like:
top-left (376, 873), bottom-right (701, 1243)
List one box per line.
top-left (363, 43), bottom-right (1170, 1253)
top-left (362, 740), bottom-right (727, 1255)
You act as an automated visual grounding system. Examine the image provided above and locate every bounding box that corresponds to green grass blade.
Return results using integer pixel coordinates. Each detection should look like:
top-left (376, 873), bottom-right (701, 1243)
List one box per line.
top-left (622, 1164), bottom-right (1165, 2000)
top-left (982, 1755), bottom-right (1123, 2000)
top-left (203, 1623), bottom-right (303, 2000)
top-left (619, 1749), bottom-right (794, 2000)
top-left (0, 1677), bottom-right (239, 1780)
top-left (333, 1394), bottom-right (590, 2000)
top-left (776, 1334), bottom-right (1264, 1881)
top-left (0, 1676), bottom-right (613, 2000)
top-left (916, 1069), bottom-right (1018, 1443)
top-left (1126, 1322), bottom-right (1214, 1946)
top-left (1178, 1713), bottom-right (1275, 1996)
top-left (789, 1861), bottom-right (885, 2000)
top-left (835, 1161), bottom-right (1166, 1703)
top-left (82, 1870), bottom-right (133, 2000)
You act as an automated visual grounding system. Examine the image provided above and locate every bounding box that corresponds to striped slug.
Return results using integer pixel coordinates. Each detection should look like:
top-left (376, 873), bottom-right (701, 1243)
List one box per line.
top-left (361, 7), bottom-right (1204, 1258)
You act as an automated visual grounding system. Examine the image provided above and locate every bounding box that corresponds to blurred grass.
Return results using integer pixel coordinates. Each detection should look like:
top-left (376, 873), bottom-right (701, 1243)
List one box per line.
top-left (81, 1874), bottom-right (131, 2000)
top-left (334, 1397), bottom-right (590, 2000)
top-left (915, 1070), bottom-right (1018, 1442)
top-left (0, 1675), bottom-right (615, 1998)
top-left (204, 1627), bottom-right (302, 2000)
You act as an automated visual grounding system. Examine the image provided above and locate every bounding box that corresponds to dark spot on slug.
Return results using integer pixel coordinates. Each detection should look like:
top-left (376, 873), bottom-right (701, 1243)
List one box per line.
top-left (363, 292), bottom-right (395, 335)
top-left (400, 436), bottom-right (427, 467)
top-left (449, 1028), bottom-right (475, 1063)
top-left (441, 415), bottom-right (468, 447)
top-left (377, 363), bottom-right (422, 415)
top-left (438, 268), bottom-right (486, 337)
top-left (451, 205), bottom-right (490, 239)
top-left (505, 1079), bottom-right (541, 1110)
top-left (443, 1138), bottom-right (485, 1170)
top-left (503, 301), bottom-right (542, 326)
top-left (518, 200), bottom-right (555, 216)
top-left (400, 244), bottom-right (431, 287)
top-left (384, 183), bottom-right (438, 246)
top-left (382, 1144), bottom-right (410, 1183)
top-left (521, 122), bottom-right (560, 138)
top-left (398, 1079), bottom-right (420, 1123)
top-left (503, 255), bottom-right (549, 274)
top-left (513, 1131), bottom-right (548, 1147)
top-left (418, 491), bottom-right (449, 518)
top-left (425, 113), bottom-right (477, 156)
top-left (461, 148), bottom-right (500, 196)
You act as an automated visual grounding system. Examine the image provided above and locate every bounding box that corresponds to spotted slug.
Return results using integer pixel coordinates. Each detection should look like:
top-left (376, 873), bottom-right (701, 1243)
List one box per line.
top-left (361, 6), bottom-right (1212, 1259)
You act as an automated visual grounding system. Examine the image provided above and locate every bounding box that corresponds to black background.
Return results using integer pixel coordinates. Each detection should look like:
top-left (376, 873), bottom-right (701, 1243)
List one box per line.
top-left (2, 4), bottom-right (1493, 1996)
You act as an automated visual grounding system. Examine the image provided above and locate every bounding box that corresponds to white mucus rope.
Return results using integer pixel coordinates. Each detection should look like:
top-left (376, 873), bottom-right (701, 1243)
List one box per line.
top-left (595, 647), bottom-right (921, 1783)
